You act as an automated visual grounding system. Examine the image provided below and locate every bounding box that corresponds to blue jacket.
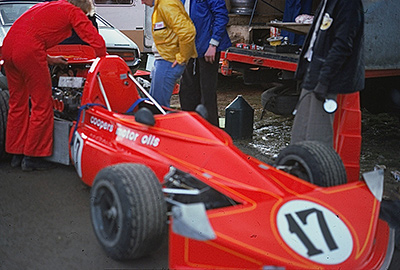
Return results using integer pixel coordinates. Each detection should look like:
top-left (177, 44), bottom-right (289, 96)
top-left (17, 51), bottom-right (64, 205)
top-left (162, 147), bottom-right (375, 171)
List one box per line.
top-left (184, 0), bottom-right (231, 57)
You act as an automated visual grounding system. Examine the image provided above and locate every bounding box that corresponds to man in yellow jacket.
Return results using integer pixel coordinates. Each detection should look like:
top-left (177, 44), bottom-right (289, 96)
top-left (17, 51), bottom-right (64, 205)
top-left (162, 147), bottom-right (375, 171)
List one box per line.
top-left (142, 0), bottom-right (197, 107)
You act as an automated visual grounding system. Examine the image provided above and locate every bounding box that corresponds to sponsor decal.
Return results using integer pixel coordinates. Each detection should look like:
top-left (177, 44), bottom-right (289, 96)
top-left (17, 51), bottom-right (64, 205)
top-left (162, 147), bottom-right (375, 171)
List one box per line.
top-left (115, 126), bottom-right (160, 147)
top-left (141, 134), bottom-right (160, 147)
top-left (90, 116), bottom-right (114, 132)
top-left (277, 200), bottom-right (353, 265)
top-left (320, 13), bottom-right (333, 30)
top-left (71, 131), bottom-right (84, 178)
top-left (116, 127), bottom-right (140, 142)
top-left (154, 21), bottom-right (166, 31)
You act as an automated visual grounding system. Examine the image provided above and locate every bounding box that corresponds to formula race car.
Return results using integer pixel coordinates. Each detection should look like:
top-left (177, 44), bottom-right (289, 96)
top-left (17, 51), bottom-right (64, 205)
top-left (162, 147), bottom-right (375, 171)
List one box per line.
top-left (0, 45), bottom-right (395, 269)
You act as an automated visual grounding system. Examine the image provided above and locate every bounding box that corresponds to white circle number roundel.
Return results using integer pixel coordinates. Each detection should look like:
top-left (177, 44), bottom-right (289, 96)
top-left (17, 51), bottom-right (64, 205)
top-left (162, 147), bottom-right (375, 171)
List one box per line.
top-left (276, 200), bottom-right (353, 265)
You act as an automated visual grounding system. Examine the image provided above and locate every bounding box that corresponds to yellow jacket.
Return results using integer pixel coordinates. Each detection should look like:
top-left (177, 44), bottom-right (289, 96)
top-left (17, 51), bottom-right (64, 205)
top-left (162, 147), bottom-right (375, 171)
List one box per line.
top-left (152, 0), bottom-right (197, 64)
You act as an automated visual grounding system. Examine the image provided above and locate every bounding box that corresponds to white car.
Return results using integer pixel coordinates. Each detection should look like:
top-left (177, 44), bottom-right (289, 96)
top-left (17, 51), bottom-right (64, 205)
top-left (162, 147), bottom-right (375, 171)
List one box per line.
top-left (0, 0), bottom-right (141, 89)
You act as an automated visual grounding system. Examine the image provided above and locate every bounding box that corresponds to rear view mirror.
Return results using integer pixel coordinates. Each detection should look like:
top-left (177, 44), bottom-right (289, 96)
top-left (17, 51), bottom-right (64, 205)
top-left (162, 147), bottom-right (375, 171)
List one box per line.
top-left (135, 107), bottom-right (155, 126)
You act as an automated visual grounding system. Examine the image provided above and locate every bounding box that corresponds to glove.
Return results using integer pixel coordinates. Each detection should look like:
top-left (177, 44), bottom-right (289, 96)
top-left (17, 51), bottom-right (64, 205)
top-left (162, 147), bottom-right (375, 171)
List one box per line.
top-left (313, 82), bottom-right (328, 101)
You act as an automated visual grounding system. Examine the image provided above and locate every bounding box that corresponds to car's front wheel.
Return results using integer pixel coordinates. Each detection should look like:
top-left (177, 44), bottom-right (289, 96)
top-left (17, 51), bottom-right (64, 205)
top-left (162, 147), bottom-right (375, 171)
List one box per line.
top-left (90, 163), bottom-right (167, 260)
top-left (275, 141), bottom-right (347, 186)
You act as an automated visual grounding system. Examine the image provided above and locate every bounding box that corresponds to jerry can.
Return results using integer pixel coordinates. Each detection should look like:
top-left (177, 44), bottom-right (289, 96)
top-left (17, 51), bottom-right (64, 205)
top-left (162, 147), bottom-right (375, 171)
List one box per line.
top-left (225, 95), bottom-right (254, 139)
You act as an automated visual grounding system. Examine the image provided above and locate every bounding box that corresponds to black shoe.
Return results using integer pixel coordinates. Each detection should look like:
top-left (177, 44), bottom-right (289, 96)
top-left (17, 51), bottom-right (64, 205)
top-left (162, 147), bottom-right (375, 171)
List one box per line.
top-left (11, 154), bottom-right (24, 168)
top-left (21, 156), bottom-right (55, 172)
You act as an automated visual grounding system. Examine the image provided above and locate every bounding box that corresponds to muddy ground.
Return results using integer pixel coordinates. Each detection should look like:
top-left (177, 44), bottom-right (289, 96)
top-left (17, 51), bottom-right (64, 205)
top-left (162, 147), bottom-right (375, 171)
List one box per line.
top-left (175, 74), bottom-right (400, 199)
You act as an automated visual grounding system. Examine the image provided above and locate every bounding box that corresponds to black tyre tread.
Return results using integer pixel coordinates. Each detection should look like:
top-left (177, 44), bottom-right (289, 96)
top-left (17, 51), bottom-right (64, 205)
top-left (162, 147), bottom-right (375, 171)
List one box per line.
top-left (91, 163), bottom-right (167, 260)
top-left (119, 163), bottom-right (167, 259)
top-left (0, 90), bottom-right (10, 160)
top-left (276, 141), bottom-right (347, 187)
top-left (301, 141), bottom-right (347, 186)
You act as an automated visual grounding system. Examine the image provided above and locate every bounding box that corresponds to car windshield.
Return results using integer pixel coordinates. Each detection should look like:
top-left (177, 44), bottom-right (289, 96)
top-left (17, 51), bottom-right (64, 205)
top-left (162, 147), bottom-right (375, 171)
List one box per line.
top-left (0, 3), bottom-right (33, 26)
top-left (95, 14), bottom-right (112, 29)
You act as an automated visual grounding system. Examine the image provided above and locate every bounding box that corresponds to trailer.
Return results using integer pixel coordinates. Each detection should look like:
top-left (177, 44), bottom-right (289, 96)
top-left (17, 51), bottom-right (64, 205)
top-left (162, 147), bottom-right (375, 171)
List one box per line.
top-left (221, 0), bottom-right (400, 182)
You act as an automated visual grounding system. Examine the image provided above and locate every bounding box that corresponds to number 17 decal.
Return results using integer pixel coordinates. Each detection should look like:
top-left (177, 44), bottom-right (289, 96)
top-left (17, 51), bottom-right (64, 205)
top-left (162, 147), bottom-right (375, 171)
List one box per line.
top-left (277, 200), bottom-right (353, 265)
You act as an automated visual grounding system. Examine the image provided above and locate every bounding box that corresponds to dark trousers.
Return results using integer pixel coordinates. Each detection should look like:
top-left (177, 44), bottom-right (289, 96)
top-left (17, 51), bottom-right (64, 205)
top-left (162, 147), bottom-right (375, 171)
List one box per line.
top-left (179, 53), bottom-right (220, 126)
top-left (291, 88), bottom-right (336, 147)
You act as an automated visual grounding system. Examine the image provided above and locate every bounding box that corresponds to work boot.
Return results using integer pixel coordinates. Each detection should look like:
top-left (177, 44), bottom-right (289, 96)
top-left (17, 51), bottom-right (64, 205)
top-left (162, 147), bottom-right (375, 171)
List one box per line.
top-left (11, 154), bottom-right (24, 168)
top-left (21, 156), bottom-right (55, 172)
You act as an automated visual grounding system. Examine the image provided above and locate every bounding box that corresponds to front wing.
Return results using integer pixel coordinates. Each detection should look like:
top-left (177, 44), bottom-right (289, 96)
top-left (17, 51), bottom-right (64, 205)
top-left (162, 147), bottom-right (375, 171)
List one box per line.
top-left (169, 180), bottom-right (394, 269)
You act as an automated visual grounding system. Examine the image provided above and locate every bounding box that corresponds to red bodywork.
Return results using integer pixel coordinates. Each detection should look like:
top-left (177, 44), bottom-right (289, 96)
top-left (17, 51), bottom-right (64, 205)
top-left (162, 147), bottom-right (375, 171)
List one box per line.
top-left (46, 45), bottom-right (393, 269)
top-left (221, 49), bottom-right (363, 182)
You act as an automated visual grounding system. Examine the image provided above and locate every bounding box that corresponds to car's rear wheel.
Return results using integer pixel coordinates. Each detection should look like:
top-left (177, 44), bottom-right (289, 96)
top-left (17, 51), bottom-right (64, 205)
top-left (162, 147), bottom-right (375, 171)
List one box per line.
top-left (275, 141), bottom-right (347, 186)
top-left (90, 163), bottom-right (167, 260)
top-left (0, 90), bottom-right (10, 160)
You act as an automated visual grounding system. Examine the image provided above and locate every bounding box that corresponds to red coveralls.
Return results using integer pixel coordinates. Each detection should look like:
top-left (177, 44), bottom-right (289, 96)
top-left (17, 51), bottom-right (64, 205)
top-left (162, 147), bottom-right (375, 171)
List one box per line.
top-left (2, 0), bottom-right (106, 157)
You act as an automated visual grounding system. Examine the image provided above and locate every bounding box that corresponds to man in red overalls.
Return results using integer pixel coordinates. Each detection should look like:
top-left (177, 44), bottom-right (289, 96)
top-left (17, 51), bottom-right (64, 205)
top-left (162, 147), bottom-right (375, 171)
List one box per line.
top-left (2, 0), bottom-right (106, 171)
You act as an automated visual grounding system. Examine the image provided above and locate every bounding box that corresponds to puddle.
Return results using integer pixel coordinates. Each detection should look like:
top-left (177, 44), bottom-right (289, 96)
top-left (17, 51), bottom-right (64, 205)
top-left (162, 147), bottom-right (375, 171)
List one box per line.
top-left (250, 121), bottom-right (292, 159)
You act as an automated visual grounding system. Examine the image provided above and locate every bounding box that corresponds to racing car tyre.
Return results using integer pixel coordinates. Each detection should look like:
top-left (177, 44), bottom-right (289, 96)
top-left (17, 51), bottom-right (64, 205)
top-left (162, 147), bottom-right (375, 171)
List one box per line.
top-left (90, 163), bottom-right (167, 260)
top-left (261, 85), bottom-right (299, 116)
top-left (275, 141), bottom-right (347, 187)
top-left (0, 90), bottom-right (10, 160)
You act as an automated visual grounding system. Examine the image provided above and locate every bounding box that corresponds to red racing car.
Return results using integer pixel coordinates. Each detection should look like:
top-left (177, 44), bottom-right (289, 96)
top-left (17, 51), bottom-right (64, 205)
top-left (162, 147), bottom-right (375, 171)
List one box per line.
top-left (0, 45), bottom-right (395, 269)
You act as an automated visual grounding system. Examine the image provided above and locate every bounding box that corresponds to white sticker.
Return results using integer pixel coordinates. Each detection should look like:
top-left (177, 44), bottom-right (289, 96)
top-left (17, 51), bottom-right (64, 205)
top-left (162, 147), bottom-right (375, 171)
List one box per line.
top-left (58, 76), bottom-right (85, 88)
top-left (154, 21), bottom-right (165, 30)
top-left (320, 13), bottom-right (333, 30)
top-left (277, 200), bottom-right (353, 265)
top-left (71, 131), bottom-right (84, 178)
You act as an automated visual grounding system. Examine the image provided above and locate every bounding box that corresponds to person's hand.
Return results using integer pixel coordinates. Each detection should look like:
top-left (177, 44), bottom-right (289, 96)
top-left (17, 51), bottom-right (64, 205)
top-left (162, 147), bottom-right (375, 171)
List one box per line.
top-left (171, 60), bottom-right (178, 68)
top-left (313, 82), bottom-right (328, 101)
top-left (204, 45), bottom-right (217, 63)
top-left (47, 55), bottom-right (68, 66)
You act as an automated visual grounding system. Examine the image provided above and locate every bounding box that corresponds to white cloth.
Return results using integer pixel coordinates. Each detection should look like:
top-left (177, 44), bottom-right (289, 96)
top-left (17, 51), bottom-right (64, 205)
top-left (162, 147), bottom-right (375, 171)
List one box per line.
top-left (304, 0), bottom-right (327, 62)
top-left (152, 43), bottom-right (162, 60)
top-left (184, 0), bottom-right (190, 15)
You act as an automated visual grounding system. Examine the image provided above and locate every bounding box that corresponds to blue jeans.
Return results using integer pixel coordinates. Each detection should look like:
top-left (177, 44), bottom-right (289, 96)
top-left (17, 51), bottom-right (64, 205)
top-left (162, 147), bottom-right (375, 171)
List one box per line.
top-left (150, 59), bottom-right (186, 107)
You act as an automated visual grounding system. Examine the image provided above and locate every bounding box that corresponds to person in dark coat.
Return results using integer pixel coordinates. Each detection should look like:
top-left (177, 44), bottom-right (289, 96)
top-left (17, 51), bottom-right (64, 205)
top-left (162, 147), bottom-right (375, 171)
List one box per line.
top-left (291, 0), bottom-right (364, 147)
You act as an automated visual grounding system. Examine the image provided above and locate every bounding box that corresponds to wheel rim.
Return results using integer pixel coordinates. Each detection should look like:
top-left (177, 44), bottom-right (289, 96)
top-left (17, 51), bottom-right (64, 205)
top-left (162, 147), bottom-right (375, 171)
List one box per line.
top-left (278, 154), bottom-right (314, 183)
top-left (92, 180), bottom-right (123, 247)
